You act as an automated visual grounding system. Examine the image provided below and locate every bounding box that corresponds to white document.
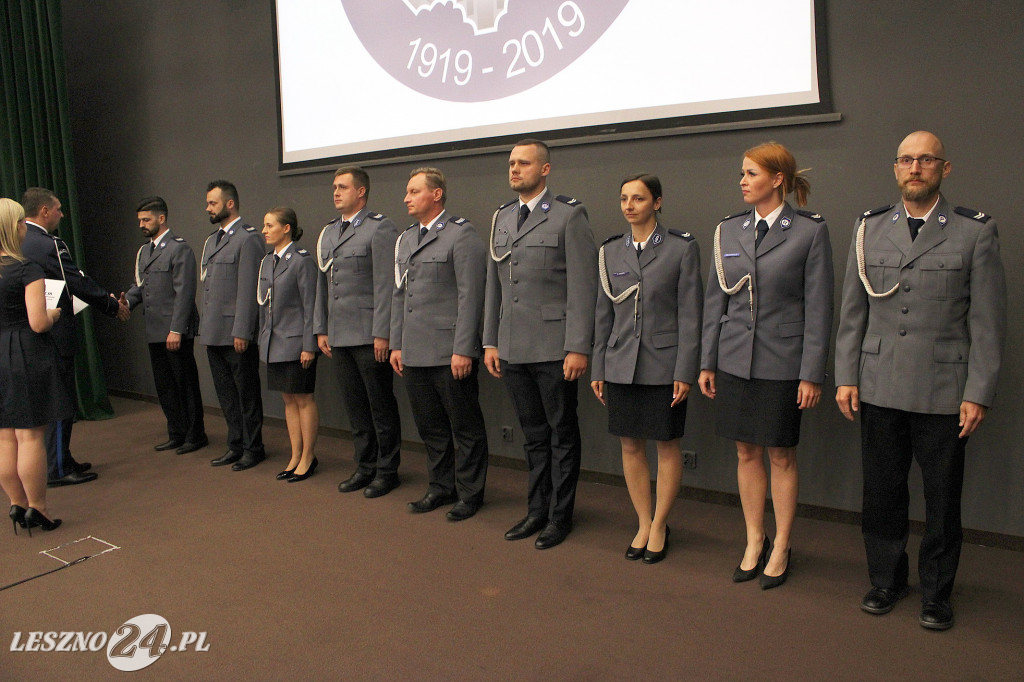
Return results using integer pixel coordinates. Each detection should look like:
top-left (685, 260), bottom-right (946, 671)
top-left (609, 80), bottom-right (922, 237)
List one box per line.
top-left (44, 278), bottom-right (89, 314)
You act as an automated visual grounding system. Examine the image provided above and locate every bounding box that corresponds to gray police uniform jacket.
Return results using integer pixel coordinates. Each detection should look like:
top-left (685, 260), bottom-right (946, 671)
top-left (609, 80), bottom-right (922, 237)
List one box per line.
top-left (257, 246), bottom-right (318, 364)
top-left (834, 196), bottom-right (1006, 413)
top-left (592, 224), bottom-right (703, 385)
top-left (390, 213), bottom-right (487, 368)
top-left (198, 220), bottom-right (264, 346)
top-left (125, 231), bottom-right (200, 343)
top-left (313, 209), bottom-right (398, 347)
top-left (701, 202), bottom-right (834, 383)
top-left (483, 189), bottom-right (598, 363)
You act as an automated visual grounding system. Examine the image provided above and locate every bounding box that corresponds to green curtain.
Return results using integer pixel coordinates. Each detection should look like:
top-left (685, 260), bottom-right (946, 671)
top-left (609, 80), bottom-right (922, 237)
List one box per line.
top-left (0, 0), bottom-right (113, 420)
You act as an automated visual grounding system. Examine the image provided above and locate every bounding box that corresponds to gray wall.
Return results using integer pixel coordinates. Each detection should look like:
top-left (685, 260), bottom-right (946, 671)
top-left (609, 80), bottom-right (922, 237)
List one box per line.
top-left (60, 2), bottom-right (1023, 536)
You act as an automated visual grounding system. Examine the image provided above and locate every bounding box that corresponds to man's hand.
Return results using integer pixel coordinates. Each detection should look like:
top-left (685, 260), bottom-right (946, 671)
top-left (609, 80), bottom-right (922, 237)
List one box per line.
top-left (317, 334), bottom-right (332, 357)
top-left (835, 385), bottom-right (859, 421)
top-left (116, 293), bottom-right (130, 321)
top-left (166, 331), bottom-right (181, 352)
top-left (797, 380), bottom-right (821, 409)
top-left (671, 381), bottom-right (691, 407)
top-left (390, 349), bottom-right (404, 377)
top-left (959, 401), bottom-right (987, 438)
top-left (451, 354), bottom-right (472, 380)
top-left (233, 337), bottom-right (249, 354)
top-left (484, 348), bottom-right (502, 378)
top-left (563, 352), bottom-right (588, 381)
top-left (300, 350), bottom-right (315, 369)
top-left (373, 337), bottom-right (390, 363)
top-left (698, 370), bottom-right (716, 399)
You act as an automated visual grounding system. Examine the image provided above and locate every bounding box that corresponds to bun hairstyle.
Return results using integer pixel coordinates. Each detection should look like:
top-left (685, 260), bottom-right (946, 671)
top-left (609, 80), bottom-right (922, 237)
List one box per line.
top-left (268, 206), bottom-right (301, 241)
top-left (620, 173), bottom-right (663, 213)
top-left (743, 142), bottom-right (811, 207)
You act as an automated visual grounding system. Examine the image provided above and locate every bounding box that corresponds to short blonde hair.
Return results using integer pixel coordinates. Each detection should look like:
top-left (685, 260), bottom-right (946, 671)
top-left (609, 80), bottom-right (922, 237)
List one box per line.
top-left (0, 198), bottom-right (26, 262)
top-left (410, 167), bottom-right (447, 205)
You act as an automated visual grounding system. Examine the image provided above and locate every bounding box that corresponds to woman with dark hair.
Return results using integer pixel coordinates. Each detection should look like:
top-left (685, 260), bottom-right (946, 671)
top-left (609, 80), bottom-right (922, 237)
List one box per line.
top-left (0, 198), bottom-right (69, 534)
top-left (591, 174), bottom-right (702, 564)
top-left (258, 207), bottom-right (320, 482)
top-left (698, 142), bottom-right (833, 588)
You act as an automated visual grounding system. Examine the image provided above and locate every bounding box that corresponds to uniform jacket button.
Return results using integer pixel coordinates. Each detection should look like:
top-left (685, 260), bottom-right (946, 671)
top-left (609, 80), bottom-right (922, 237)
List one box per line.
top-left (899, 329), bottom-right (907, 336)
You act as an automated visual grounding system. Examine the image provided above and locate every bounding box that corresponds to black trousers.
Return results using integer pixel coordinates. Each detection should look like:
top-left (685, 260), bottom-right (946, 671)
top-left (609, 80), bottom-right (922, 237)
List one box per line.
top-left (501, 360), bottom-right (581, 526)
top-left (206, 344), bottom-right (264, 457)
top-left (332, 345), bottom-right (401, 477)
top-left (861, 402), bottom-right (967, 603)
top-left (45, 353), bottom-right (77, 480)
top-left (403, 363), bottom-right (488, 504)
top-left (149, 337), bottom-right (205, 443)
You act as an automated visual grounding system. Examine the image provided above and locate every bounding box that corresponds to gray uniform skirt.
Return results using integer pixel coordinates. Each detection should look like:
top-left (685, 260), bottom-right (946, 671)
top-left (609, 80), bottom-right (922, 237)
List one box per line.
top-left (606, 382), bottom-right (687, 441)
top-left (714, 371), bottom-right (801, 447)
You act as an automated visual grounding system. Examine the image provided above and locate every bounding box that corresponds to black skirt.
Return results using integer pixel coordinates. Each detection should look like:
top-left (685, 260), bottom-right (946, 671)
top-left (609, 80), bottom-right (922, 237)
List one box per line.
top-left (0, 327), bottom-right (73, 428)
top-left (266, 357), bottom-right (318, 394)
top-left (606, 382), bottom-right (687, 441)
top-left (713, 371), bottom-right (801, 447)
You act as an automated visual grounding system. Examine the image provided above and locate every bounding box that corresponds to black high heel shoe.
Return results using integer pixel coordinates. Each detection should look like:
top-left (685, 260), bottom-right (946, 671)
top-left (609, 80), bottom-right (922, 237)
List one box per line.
top-left (275, 467), bottom-right (296, 481)
top-left (9, 505), bottom-right (27, 535)
top-left (287, 457), bottom-right (318, 483)
top-left (24, 507), bottom-right (62, 536)
top-left (732, 536), bottom-right (770, 583)
top-left (642, 526), bottom-right (671, 564)
top-left (760, 547), bottom-right (791, 590)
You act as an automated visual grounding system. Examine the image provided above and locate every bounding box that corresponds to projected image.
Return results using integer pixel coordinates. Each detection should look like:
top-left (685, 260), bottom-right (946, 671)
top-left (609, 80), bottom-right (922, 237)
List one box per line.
top-left (274, 0), bottom-right (828, 168)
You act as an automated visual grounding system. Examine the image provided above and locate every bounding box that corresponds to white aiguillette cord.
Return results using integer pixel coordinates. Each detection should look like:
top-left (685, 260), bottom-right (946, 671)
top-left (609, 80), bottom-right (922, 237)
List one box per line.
top-left (598, 240), bottom-right (640, 329)
top-left (713, 221), bottom-right (754, 321)
top-left (256, 255), bottom-right (273, 307)
top-left (856, 217), bottom-right (899, 298)
top-left (393, 229), bottom-right (409, 290)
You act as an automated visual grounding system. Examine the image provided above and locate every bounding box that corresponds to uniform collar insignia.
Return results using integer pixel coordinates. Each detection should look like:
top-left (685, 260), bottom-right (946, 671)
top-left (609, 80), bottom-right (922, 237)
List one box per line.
top-left (891, 212), bottom-right (900, 222)
top-left (780, 217), bottom-right (791, 228)
top-left (742, 219), bottom-right (751, 228)
top-left (540, 202), bottom-right (550, 212)
top-left (937, 213), bottom-right (947, 225)
top-left (651, 232), bottom-right (662, 245)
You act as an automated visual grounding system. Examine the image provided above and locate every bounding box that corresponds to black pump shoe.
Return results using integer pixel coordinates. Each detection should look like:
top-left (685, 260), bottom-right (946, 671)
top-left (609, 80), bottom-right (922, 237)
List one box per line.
top-left (287, 458), bottom-right (318, 482)
top-left (9, 505), bottom-right (27, 535)
top-left (732, 536), bottom-right (770, 583)
top-left (24, 507), bottom-right (62, 536)
top-left (642, 526), bottom-right (671, 564)
top-left (760, 548), bottom-right (791, 590)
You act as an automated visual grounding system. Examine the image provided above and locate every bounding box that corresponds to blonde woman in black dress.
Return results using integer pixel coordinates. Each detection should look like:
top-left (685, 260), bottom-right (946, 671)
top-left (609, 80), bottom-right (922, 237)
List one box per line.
top-left (591, 175), bottom-right (702, 563)
top-left (0, 198), bottom-right (70, 534)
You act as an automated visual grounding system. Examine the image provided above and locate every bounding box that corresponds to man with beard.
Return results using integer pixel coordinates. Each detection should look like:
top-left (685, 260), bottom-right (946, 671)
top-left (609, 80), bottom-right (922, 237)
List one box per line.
top-left (199, 180), bottom-right (266, 471)
top-left (483, 139), bottom-right (597, 549)
top-left (835, 131), bottom-right (1006, 630)
top-left (314, 167), bottom-right (403, 498)
top-left (21, 187), bottom-right (128, 486)
top-left (123, 196), bottom-right (206, 455)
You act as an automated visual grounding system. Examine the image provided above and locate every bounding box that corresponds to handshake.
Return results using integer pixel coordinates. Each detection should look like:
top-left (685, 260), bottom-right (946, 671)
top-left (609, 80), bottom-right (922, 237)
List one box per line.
top-left (115, 292), bottom-right (130, 322)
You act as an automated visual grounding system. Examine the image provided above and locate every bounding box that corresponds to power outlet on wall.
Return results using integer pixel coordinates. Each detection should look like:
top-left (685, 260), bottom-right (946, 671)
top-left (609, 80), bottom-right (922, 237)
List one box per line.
top-left (501, 426), bottom-right (514, 443)
top-left (683, 450), bottom-right (697, 470)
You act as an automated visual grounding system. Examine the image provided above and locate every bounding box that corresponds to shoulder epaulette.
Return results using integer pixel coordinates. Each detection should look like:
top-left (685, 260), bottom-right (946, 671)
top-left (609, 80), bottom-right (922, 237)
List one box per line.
top-left (174, 236), bottom-right (185, 242)
top-left (244, 225), bottom-right (256, 232)
top-left (954, 206), bottom-right (991, 223)
top-left (556, 195), bottom-right (581, 206)
top-left (721, 210), bottom-right (749, 221)
top-left (601, 233), bottom-right (624, 246)
top-left (497, 199), bottom-right (516, 210)
top-left (667, 229), bottom-right (694, 241)
top-left (406, 223), bottom-right (418, 231)
top-left (366, 212), bottom-right (385, 221)
top-left (449, 216), bottom-right (467, 225)
top-left (862, 204), bottom-right (894, 218)
top-left (296, 248), bottom-right (310, 256)
top-left (795, 209), bottom-right (825, 222)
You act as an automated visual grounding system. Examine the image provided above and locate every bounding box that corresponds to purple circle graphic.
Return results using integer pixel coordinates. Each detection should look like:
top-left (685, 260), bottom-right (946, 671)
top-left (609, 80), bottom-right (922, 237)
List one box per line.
top-left (341, 0), bottom-right (630, 103)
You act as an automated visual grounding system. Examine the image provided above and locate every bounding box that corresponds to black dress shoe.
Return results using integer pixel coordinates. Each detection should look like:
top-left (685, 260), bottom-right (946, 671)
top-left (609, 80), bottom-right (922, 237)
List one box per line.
top-left (176, 436), bottom-right (209, 455)
top-left (625, 545), bottom-right (646, 561)
top-left (760, 547), bottom-right (791, 589)
top-left (535, 521), bottom-right (571, 550)
top-left (338, 471), bottom-right (375, 493)
top-left (231, 451), bottom-right (266, 471)
top-left (642, 526), bottom-right (671, 565)
top-left (446, 501), bottom-right (480, 522)
top-left (24, 507), bottom-right (62, 536)
top-left (408, 491), bottom-right (457, 513)
top-left (9, 505), bottom-right (27, 535)
top-left (860, 585), bottom-right (909, 615)
top-left (276, 468), bottom-right (296, 481)
top-left (504, 515), bottom-right (548, 541)
top-left (364, 476), bottom-right (400, 498)
top-left (920, 600), bottom-right (954, 630)
top-left (154, 439), bottom-right (184, 452)
top-left (47, 470), bottom-right (98, 487)
top-left (287, 458), bottom-right (318, 482)
top-left (732, 536), bottom-right (770, 583)
top-left (72, 461), bottom-right (92, 473)
top-left (210, 450), bottom-right (242, 467)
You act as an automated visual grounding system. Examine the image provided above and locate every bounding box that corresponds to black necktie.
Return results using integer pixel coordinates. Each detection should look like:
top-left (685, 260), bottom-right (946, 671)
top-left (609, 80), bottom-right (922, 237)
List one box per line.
top-left (215, 229), bottom-right (224, 246)
top-left (636, 243), bottom-right (643, 258)
top-left (149, 242), bottom-right (155, 255)
top-left (273, 254), bottom-right (280, 269)
top-left (907, 217), bottom-right (924, 242)
top-left (340, 220), bottom-right (351, 235)
top-left (517, 204), bottom-right (530, 230)
top-left (419, 226), bottom-right (428, 243)
top-left (754, 219), bottom-right (769, 249)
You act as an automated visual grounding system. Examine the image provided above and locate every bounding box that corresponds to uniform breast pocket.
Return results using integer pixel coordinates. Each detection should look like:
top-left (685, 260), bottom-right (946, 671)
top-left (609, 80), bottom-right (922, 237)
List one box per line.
top-left (339, 245), bottom-right (369, 272)
top-left (918, 253), bottom-right (964, 300)
top-left (419, 251), bottom-right (451, 282)
top-left (652, 331), bottom-right (678, 349)
top-left (522, 234), bottom-right (560, 269)
top-left (864, 252), bottom-right (901, 292)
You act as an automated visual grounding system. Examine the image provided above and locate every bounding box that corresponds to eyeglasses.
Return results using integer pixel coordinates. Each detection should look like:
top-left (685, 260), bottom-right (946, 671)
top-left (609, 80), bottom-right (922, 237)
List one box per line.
top-left (895, 155), bottom-right (946, 169)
